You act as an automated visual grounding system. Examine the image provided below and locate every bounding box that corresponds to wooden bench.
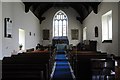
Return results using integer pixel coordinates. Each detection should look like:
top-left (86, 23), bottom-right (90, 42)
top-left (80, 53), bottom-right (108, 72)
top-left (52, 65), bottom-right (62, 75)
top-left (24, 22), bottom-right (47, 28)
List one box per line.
top-left (114, 56), bottom-right (120, 80)
top-left (2, 51), bottom-right (54, 80)
top-left (91, 58), bottom-right (115, 80)
top-left (68, 51), bottom-right (114, 80)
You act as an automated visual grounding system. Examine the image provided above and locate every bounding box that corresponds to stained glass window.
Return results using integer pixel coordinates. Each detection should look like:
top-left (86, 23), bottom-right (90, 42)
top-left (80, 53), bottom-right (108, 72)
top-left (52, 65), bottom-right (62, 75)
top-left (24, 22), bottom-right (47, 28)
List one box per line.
top-left (53, 10), bottom-right (68, 37)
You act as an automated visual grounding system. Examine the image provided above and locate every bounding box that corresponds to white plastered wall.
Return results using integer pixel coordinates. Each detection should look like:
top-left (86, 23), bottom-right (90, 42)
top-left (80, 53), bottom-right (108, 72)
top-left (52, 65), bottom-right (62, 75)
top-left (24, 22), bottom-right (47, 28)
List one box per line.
top-left (118, 1), bottom-right (120, 56)
top-left (0, 1), bottom-right (2, 80)
top-left (83, 2), bottom-right (118, 56)
top-left (0, 1), bottom-right (2, 60)
top-left (2, 2), bottom-right (41, 57)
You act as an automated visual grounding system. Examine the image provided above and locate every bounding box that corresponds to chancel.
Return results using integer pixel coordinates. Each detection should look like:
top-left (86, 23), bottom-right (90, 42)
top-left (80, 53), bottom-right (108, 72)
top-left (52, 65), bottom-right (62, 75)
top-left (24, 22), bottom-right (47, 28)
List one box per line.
top-left (1, 0), bottom-right (120, 80)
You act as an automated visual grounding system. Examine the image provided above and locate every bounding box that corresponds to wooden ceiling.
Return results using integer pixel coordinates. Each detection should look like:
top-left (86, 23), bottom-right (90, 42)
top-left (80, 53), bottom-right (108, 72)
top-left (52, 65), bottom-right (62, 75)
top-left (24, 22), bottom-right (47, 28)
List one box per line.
top-left (23, 2), bottom-right (100, 24)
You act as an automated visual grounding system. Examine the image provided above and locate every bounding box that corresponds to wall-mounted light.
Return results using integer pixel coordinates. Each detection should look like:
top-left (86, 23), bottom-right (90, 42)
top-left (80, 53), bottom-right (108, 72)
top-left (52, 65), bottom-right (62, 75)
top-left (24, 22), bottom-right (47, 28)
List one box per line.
top-left (29, 32), bottom-right (31, 36)
top-left (34, 33), bottom-right (35, 36)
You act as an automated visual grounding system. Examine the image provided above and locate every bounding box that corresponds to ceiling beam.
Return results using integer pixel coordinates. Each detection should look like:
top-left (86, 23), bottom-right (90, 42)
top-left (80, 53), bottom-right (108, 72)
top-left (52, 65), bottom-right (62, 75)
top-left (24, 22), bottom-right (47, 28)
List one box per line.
top-left (23, 2), bottom-right (100, 24)
top-left (31, 3), bottom-right (40, 12)
top-left (39, 17), bottom-right (46, 24)
top-left (88, 2), bottom-right (100, 14)
top-left (38, 3), bottom-right (53, 18)
top-left (24, 2), bottom-right (33, 13)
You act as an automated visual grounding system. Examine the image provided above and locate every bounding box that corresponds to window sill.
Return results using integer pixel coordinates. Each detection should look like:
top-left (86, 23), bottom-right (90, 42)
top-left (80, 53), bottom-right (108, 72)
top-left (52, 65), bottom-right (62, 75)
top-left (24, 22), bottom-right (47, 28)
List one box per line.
top-left (102, 40), bottom-right (112, 43)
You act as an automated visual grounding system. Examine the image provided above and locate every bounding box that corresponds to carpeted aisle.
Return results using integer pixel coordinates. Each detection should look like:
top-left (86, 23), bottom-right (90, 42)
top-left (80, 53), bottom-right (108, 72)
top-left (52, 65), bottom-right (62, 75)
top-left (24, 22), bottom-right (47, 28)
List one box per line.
top-left (52, 52), bottom-right (74, 80)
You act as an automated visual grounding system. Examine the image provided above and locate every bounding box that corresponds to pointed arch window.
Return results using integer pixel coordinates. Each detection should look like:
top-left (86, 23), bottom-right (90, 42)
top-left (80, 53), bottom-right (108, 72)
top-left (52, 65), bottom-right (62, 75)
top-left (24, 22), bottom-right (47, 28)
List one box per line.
top-left (53, 10), bottom-right (68, 37)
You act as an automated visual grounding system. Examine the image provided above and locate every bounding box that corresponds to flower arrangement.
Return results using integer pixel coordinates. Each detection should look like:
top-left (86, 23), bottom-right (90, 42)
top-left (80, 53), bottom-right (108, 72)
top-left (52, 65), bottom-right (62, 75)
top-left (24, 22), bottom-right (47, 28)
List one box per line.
top-left (19, 44), bottom-right (23, 50)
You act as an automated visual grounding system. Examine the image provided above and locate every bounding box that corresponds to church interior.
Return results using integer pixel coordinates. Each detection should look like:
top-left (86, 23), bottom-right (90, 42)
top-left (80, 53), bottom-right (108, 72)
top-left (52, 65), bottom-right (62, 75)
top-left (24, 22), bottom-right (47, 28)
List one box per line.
top-left (0, 0), bottom-right (120, 80)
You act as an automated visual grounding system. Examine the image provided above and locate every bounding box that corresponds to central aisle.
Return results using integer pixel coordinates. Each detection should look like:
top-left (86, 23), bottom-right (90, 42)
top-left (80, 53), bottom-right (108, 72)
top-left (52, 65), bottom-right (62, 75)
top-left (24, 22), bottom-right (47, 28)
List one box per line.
top-left (52, 52), bottom-right (74, 80)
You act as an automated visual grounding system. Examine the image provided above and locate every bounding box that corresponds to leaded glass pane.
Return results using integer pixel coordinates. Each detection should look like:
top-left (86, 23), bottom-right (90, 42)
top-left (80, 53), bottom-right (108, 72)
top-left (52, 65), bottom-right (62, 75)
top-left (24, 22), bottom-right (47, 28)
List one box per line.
top-left (53, 10), bottom-right (68, 37)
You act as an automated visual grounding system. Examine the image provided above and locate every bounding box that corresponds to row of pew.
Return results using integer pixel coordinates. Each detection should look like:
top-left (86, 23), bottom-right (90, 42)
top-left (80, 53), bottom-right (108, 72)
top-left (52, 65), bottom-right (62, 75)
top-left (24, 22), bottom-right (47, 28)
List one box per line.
top-left (2, 50), bottom-right (56, 80)
top-left (67, 50), bottom-right (119, 80)
top-left (114, 56), bottom-right (120, 80)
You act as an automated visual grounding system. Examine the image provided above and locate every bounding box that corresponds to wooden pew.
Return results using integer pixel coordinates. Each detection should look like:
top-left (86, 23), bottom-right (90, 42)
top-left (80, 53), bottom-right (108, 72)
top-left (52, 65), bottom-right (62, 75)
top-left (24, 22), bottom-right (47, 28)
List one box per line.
top-left (115, 66), bottom-right (120, 80)
top-left (91, 58), bottom-right (115, 80)
top-left (23, 49), bottom-right (56, 75)
top-left (26, 48), bottom-right (34, 52)
top-left (2, 51), bottom-right (53, 80)
top-left (18, 51), bottom-right (51, 79)
top-left (68, 51), bottom-right (103, 70)
top-left (69, 51), bottom-right (110, 80)
top-left (69, 51), bottom-right (95, 80)
top-left (114, 56), bottom-right (120, 80)
top-left (2, 57), bottom-right (44, 79)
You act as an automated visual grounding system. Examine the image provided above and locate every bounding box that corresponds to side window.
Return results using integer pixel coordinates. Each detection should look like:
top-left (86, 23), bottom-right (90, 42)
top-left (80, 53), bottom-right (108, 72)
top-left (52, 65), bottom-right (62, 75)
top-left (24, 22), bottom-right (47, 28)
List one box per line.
top-left (83, 27), bottom-right (87, 40)
top-left (102, 10), bottom-right (112, 43)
